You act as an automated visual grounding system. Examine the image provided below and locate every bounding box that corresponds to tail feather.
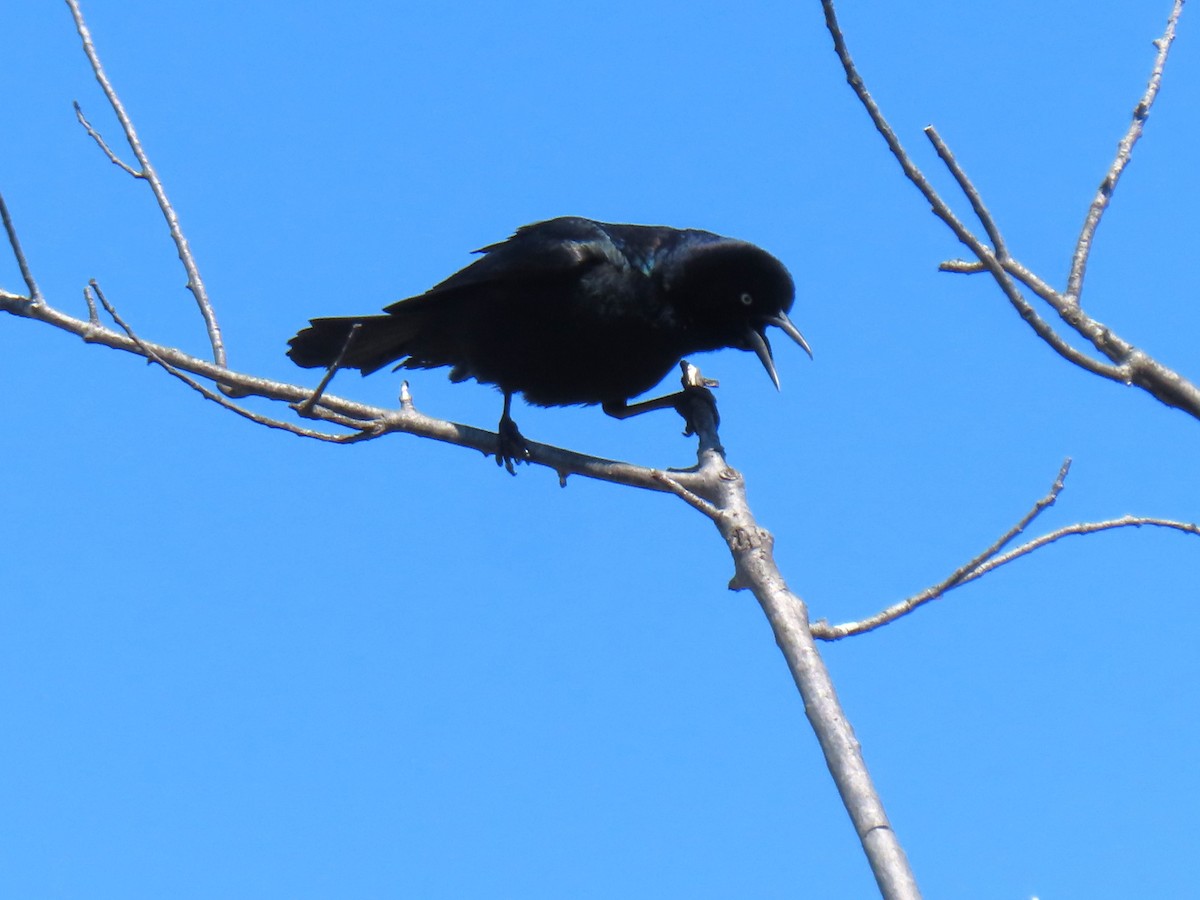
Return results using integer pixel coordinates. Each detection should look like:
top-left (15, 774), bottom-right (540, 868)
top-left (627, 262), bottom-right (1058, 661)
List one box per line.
top-left (287, 314), bottom-right (419, 375)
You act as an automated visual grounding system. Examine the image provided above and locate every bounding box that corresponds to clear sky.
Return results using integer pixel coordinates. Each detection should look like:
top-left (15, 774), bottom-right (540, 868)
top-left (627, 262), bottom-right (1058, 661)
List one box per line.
top-left (2, 1), bottom-right (1197, 897)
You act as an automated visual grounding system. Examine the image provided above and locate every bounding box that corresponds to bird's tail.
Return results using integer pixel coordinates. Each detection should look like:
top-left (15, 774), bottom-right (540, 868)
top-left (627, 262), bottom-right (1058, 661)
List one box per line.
top-left (287, 314), bottom-right (419, 375)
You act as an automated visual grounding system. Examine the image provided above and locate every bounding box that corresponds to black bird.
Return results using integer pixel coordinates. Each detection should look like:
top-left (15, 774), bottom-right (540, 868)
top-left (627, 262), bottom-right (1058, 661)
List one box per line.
top-left (287, 216), bottom-right (811, 469)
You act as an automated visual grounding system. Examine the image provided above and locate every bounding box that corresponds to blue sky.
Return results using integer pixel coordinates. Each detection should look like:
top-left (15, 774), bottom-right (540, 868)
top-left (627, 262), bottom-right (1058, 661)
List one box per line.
top-left (2, 1), bottom-right (1197, 897)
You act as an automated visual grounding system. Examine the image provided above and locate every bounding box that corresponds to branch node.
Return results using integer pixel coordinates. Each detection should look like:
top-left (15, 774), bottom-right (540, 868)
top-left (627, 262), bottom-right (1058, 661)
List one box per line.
top-left (651, 470), bottom-right (721, 520)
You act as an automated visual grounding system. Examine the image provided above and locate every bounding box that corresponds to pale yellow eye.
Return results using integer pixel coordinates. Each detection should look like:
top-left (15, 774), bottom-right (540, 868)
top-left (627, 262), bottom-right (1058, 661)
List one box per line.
top-left (739, 292), bottom-right (753, 306)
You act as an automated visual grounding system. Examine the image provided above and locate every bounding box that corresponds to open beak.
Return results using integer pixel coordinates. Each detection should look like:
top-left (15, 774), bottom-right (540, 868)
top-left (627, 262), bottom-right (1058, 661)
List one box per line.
top-left (745, 327), bottom-right (781, 390)
top-left (745, 312), bottom-right (813, 391)
top-left (769, 311), bottom-right (813, 360)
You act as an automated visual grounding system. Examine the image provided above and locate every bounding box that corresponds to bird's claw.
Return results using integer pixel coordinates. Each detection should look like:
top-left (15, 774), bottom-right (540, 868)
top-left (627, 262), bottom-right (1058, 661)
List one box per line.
top-left (674, 383), bottom-right (721, 437)
top-left (496, 415), bottom-right (531, 475)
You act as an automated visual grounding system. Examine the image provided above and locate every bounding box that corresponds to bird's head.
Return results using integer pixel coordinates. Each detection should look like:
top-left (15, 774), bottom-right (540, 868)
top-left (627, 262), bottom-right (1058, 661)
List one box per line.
top-left (665, 240), bottom-right (812, 389)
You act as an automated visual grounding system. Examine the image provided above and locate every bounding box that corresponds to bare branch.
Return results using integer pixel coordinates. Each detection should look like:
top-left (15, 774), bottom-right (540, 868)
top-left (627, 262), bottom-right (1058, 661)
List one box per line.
top-left (0, 287), bottom-right (723, 497)
top-left (819, 3), bottom-right (1112, 374)
top-left (700, 451), bottom-right (921, 897)
top-left (813, 460), bottom-right (1071, 639)
top-left (923, 126), bottom-right (1007, 260)
top-left (999, 259), bottom-right (1068, 308)
top-left (918, 122), bottom-right (1131, 380)
top-left (2, 274), bottom-right (917, 896)
top-left (813, 461), bottom-right (1200, 641)
top-left (0, 191), bottom-right (42, 303)
top-left (941, 256), bottom-right (1065, 308)
top-left (1066, 0), bottom-right (1184, 305)
top-left (296, 323), bottom-right (361, 416)
top-left (822, 0), bottom-right (1200, 420)
top-left (73, 101), bottom-right (141, 177)
top-left (819, 1), bottom-right (973, 246)
top-left (651, 471), bottom-right (721, 520)
top-left (5, 11), bottom-right (1188, 896)
top-left (65, 0), bottom-right (227, 367)
top-left (90, 281), bottom-right (358, 443)
top-left (962, 516), bottom-right (1200, 583)
top-left (82, 284), bottom-right (100, 325)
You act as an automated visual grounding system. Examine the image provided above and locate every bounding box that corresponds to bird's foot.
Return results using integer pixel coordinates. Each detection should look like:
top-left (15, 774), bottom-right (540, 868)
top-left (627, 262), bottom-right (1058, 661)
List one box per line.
top-left (674, 383), bottom-right (721, 437)
top-left (496, 414), bottom-right (531, 475)
top-left (674, 362), bottom-right (723, 454)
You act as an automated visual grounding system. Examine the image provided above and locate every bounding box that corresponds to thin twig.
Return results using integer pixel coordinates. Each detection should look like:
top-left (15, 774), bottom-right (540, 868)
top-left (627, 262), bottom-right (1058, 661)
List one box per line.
top-left (816, 515), bottom-right (1200, 641)
top-left (0, 190), bottom-right (42, 302)
top-left (73, 101), bottom-right (141, 177)
top-left (956, 457), bottom-right (1073, 565)
top-left (924, 126), bottom-right (1007, 260)
top-left (961, 516), bottom-right (1200, 585)
top-left (822, 0), bottom-right (1200, 417)
top-left (812, 460), bottom-right (1200, 642)
top-left (651, 471), bottom-right (721, 520)
top-left (1066, 0), bottom-right (1183, 305)
top-left (296, 323), bottom-right (361, 416)
top-left (65, 0), bottom-right (227, 367)
top-left (89, 281), bottom-right (356, 442)
top-left (1000, 259), bottom-right (1069, 309)
top-left (819, 1), bottom-right (971, 243)
top-left (812, 460), bottom-right (1071, 638)
top-left (83, 284), bottom-right (100, 324)
top-left (819, 2), bottom-right (1100, 372)
top-left (941, 256), bottom-right (1072, 307)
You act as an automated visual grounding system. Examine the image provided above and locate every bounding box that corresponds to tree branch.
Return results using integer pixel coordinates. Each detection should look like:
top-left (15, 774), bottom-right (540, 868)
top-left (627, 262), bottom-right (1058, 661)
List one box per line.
top-left (0, 282), bottom-right (724, 496)
top-left (88, 281), bottom-right (357, 443)
top-left (821, 0), bottom-right (1200, 421)
top-left (65, 0), bottom-right (227, 367)
top-left (0, 192), bottom-right (42, 304)
top-left (1067, 0), bottom-right (1183, 305)
top-left (679, 406), bottom-right (922, 899)
top-left (4, 7), bottom-right (1192, 898)
top-left (73, 101), bottom-right (141, 177)
top-left (813, 461), bottom-right (1200, 641)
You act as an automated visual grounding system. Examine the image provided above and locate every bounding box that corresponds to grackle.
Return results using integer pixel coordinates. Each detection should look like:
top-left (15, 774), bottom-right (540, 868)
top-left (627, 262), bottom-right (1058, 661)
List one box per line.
top-left (287, 216), bottom-right (811, 470)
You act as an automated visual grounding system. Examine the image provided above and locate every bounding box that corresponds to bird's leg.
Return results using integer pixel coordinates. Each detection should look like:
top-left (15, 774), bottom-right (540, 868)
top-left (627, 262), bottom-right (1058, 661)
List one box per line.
top-left (604, 390), bottom-right (721, 432)
top-left (602, 361), bottom-right (721, 437)
top-left (601, 394), bottom-right (684, 419)
top-left (496, 390), bottom-right (531, 475)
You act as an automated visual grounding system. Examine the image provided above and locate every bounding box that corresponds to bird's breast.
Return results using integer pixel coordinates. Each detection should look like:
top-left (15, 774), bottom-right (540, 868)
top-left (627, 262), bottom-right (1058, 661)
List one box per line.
top-left (447, 282), bottom-right (684, 407)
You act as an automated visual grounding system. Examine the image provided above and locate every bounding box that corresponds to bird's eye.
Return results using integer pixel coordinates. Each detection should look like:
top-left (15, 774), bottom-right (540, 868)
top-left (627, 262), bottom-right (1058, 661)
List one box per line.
top-left (739, 292), bottom-right (753, 306)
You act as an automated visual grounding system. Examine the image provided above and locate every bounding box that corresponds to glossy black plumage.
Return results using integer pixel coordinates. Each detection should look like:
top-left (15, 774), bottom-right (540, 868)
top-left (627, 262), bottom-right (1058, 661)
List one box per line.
top-left (287, 217), bottom-right (810, 463)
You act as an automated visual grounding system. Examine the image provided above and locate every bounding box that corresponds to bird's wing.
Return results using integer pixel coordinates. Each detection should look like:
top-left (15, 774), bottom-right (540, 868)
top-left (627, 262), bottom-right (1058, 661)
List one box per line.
top-left (383, 217), bottom-right (627, 313)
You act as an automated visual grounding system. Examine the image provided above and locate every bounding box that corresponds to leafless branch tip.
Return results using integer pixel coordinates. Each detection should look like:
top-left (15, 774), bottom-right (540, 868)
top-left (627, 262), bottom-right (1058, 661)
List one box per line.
top-left (0, 191), bottom-right (42, 303)
top-left (65, 0), bottom-right (227, 367)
